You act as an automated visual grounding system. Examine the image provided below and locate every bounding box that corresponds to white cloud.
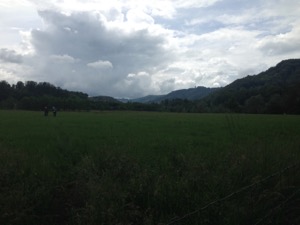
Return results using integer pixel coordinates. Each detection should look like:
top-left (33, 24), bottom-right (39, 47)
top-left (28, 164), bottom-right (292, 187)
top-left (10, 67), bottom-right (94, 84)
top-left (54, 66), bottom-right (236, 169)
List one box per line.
top-left (0, 0), bottom-right (32, 8)
top-left (257, 26), bottom-right (300, 56)
top-left (174, 0), bottom-right (221, 8)
top-left (0, 0), bottom-right (41, 48)
top-left (10, 9), bottom-right (176, 97)
top-left (87, 60), bottom-right (113, 69)
top-left (0, 48), bottom-right (23, 63)
top-left (50, 54), bottom-right (77, 63)
top-left (126, 9), bottom-right (154, 25)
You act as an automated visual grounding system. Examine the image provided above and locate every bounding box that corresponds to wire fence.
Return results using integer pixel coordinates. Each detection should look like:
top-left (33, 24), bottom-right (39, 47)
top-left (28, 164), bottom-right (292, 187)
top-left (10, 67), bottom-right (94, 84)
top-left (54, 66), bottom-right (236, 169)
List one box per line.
top-left (165, 162), bottom-right (300, 225)
top-left (253, 187), bottom-right (300, 225)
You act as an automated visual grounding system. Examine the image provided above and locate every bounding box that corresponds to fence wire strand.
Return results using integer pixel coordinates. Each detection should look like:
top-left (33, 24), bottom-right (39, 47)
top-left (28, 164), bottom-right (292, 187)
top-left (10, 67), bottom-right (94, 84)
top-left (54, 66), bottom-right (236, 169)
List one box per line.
top-left (166, 162), bottom-right (299, 225)
top-left (253, 187), bottom-right (300, 225)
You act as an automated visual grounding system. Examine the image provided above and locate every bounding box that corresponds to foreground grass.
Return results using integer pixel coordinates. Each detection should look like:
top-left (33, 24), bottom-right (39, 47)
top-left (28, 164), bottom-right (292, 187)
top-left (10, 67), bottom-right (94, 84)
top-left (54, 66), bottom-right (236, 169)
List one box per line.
top-left (0, 110), bottom-right (299, 225)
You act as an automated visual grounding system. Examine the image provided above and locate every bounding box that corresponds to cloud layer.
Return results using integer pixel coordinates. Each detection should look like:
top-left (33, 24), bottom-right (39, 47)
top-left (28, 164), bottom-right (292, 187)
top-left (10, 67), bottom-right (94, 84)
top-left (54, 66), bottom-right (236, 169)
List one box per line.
top-left (1, 0), bottom-right (300, 97)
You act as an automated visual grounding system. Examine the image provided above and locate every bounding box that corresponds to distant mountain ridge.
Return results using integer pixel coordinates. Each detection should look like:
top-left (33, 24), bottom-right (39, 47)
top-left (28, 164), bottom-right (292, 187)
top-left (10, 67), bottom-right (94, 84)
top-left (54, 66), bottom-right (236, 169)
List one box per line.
top-left (131, 86), bottom-right (219, 103)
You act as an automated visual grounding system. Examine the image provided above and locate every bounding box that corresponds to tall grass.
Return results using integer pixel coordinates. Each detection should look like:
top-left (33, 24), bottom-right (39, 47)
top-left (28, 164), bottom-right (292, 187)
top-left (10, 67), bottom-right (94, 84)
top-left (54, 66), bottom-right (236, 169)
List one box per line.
top-left (0, 111), bottom-right (299, 225)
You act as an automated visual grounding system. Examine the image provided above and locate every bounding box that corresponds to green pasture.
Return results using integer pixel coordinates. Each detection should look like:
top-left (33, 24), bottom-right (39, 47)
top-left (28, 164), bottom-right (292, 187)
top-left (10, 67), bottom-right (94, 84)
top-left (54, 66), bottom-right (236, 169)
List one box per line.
top-left (0, 110), bottom-right (299, 225)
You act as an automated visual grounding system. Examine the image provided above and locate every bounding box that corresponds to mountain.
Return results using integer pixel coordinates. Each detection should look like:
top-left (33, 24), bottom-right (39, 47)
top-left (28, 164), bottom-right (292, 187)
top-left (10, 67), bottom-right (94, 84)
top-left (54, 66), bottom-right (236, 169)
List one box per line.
top-left (131, 86), bottom-right (219, 103)
top-left (202, 59), bottom-right (300, 114)
top-left (88, 96), bottom-right (124, 111)
top-left (89, 96), bottom-right (121, 103)
top-left (130, 95), bottom-right (164, 103)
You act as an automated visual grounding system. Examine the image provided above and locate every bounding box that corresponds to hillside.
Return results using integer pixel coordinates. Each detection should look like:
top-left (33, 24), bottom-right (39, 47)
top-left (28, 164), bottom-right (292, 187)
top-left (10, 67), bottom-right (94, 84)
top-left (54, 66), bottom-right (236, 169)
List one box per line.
top-left (89, 96), bottom-right (121, 103)
top-left (202, 59), bottom-right (300, 113)
top-left (129, 95), bottom-right (164, 103)
top-left (132, 86), bottom-right (219, 103)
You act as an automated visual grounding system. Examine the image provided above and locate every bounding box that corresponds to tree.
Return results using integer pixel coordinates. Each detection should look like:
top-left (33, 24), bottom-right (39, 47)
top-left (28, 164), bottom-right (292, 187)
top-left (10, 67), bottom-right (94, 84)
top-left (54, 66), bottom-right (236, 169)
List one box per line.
top-left (266, 94), bottom-right (284, 114)
top-left (16, 81), bottom-right (25, 90)
top-left (0, 80), bottom-right (11, 101)
top-left (25, 81), bottom-right (37, 96)
top-left (245, 95), bottom-right (265, 114)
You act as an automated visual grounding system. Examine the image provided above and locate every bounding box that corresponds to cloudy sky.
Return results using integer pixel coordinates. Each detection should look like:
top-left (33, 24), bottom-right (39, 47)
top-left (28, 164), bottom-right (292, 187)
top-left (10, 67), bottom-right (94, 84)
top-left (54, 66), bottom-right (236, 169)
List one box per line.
top-left (1, 0), bottom-right (300, 98)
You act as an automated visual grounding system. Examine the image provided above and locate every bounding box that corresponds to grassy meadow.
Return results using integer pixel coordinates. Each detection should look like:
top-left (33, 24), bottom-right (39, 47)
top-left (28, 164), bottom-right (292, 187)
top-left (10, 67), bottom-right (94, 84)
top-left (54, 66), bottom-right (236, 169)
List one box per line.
top-left (0, 110), bottom-right (299, 225)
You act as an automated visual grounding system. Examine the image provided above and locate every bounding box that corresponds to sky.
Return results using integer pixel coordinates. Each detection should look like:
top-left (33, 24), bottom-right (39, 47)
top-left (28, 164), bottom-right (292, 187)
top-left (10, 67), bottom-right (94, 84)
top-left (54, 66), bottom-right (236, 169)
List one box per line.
top-left (0, 0), bottom-right (300, 98)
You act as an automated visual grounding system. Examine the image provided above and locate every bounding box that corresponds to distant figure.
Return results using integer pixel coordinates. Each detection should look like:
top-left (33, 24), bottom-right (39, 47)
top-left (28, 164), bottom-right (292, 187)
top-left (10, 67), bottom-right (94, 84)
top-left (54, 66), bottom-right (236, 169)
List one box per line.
top-left (44, 106), bottom-right (49, 116)
top-left (52, 106), bottom-right (57, 117)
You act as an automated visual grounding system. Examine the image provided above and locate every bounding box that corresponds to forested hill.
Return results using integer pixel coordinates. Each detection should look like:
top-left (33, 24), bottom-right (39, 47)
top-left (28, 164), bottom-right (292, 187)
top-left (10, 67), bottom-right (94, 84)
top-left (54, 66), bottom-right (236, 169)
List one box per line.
top-left (0, 81), bottom-right (89, 110)
top-left (202, 59), bottom-right (300, 114)
top-left (131, 86), bottom-right (219, 103)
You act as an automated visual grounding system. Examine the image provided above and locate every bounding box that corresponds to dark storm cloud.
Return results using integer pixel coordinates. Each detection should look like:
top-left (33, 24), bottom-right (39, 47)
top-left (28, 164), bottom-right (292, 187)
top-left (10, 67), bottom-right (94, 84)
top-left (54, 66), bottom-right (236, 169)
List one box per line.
top-left (27, 10), bottom-right (175, 97)
top-left (0, 48), bottom-right (22, 63)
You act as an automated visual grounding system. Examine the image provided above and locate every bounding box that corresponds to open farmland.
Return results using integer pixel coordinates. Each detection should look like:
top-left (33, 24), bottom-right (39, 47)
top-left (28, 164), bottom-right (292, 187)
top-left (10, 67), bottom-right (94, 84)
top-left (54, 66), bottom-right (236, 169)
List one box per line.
top-left (0, 110), bottom-right (299, 225)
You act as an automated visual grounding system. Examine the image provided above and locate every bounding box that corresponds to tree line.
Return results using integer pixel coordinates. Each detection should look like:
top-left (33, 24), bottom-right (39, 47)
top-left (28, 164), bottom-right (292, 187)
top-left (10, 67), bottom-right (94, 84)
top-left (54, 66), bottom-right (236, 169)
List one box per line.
top-left (1, 59), bottom-right (300, 114)
top-left (0, 80), bottom-right (89, 111)
top-left (0, 78), bottom-right (299, 114)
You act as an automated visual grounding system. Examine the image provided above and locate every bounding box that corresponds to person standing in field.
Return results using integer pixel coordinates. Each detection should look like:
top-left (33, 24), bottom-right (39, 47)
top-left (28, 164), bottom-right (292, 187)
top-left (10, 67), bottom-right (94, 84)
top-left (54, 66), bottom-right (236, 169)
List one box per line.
top-left (44, 106), bottom-right (49, 116)
top-left (52, 106), bottom-right (57, 117)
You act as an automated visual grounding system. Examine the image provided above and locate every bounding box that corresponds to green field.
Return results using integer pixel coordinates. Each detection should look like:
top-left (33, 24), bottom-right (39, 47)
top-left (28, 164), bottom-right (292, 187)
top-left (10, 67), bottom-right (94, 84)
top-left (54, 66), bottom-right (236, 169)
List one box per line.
top-left (0, 110), bottom-right (299, 225)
